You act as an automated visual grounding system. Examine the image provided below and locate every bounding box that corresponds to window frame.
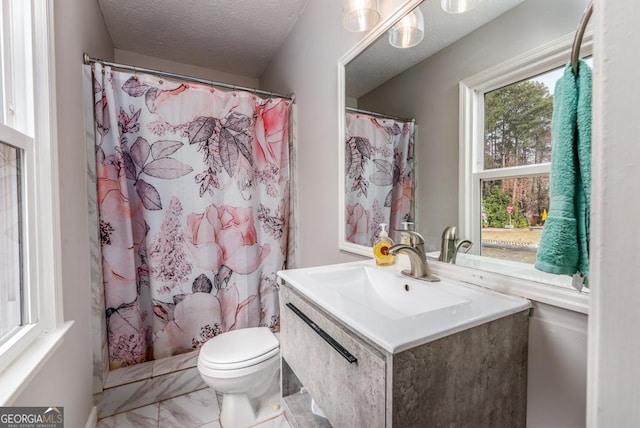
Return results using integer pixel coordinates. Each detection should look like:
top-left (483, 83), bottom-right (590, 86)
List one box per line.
top-left (0, 0), bottom-right (69, 405)
top-left (458, 31), bottom-right (593, 300)
top-left (459, 32), bottom-right (593, 260)
top-left (0, 125), bottom-right (38, 352)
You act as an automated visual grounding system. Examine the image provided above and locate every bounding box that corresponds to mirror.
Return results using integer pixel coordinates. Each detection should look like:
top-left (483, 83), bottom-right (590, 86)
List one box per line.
top-left (339, 0), bottom-right (591, 263)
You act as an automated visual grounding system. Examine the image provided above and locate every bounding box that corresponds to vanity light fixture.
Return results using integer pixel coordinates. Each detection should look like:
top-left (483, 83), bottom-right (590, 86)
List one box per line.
top-left (441, 0), bottom-right (482, 14)
top-left (343, 0), bottom-right (380, 32)
top-left (388, 7), bottom-right (424, 49)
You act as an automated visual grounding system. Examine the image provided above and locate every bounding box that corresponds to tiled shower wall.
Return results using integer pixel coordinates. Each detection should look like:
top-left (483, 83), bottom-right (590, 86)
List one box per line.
top-left (85, 65), bottom-right (110, 395)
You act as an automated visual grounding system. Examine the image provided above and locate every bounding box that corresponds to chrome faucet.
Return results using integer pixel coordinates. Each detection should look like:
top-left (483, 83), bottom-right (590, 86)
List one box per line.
top-left (438, 226), bottom-right (473, 264)
top-left (389, 242), bottom-right (440, 282)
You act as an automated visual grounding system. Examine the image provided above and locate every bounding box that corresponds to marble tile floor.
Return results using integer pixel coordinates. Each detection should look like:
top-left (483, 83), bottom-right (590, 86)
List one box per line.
top-left (96, 387), bottom-right (291, 428)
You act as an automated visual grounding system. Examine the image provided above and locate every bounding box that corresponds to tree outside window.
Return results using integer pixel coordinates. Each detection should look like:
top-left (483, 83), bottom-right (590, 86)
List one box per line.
top-left (481, 72), bottom-right (555, 263)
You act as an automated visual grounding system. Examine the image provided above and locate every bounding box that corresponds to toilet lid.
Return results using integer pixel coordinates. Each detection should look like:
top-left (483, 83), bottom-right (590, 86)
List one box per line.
top-left (199, 327), bottom-right (279, 369)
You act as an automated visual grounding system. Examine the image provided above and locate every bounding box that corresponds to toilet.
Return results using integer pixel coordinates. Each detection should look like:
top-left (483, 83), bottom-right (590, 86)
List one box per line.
top-left (197, 327), bottom-right (281, 428)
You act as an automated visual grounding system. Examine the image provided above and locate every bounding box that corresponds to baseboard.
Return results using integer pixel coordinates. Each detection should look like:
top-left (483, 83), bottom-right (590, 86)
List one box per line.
top-left (85, 406), bottom-right (98, 428)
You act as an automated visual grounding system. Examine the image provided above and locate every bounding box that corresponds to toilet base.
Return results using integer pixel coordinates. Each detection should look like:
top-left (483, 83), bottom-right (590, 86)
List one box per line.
top-left (219, 384), bottom-right (282, 428)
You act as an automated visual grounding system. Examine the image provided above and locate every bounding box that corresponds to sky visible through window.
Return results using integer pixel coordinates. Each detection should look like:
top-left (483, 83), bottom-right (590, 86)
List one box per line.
top-left (531, 57), bottom-right (594, 95)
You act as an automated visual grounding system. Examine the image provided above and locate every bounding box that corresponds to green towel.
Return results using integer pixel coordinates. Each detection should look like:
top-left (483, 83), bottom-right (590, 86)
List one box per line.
top-left (535, 60), bottom-right (592, 285)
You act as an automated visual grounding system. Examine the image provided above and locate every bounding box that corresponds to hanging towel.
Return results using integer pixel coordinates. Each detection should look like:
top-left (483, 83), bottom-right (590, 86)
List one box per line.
top-left (535, 60), bottom-right (592, 285)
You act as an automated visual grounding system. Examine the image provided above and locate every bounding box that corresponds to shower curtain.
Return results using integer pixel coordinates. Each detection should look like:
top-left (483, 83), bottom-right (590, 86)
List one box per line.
top-left (90, 64), bottom-right (291, 368)
top-left (345, 112), bottom-right (415, 246)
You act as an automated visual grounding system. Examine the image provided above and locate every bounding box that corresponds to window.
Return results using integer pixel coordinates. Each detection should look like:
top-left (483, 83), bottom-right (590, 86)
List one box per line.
top-left (0, 0), bottom-right (38, 352)
top-left (0, 142), bottom-right (23, 343)
top-left (479, 66), bottom-right (557, 263)
top-left (0, 0), bottom-right (66, 403)
top-left (459, 33), bottom-right (592, 288)
top-left (0, 129), bottom-right (33, 347)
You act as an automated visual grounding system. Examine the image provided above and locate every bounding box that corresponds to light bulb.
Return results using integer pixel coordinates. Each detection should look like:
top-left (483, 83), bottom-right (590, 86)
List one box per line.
top-left (441, 0), bottom-right (482, 14)
top-left (343, 0), bottom-right (380, 32)
top-left (388, 7), bottom-right (424, 49)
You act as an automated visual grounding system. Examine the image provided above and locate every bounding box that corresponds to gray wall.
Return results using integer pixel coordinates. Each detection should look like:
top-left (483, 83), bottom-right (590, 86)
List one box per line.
top-left (359, 0), bottom-right (590, 249)
top-left (11, 0), bottom-right (114, 427)
top-left (260, 0), bottom-right (415, 267)
top-left (114, 49), bottom-right (259, 88)
top-left (260, 0), bottom-right (371, 267)
top-left (528, 303), bottom-right (587, 428)
top-left (263, 0), bottom-right (590, 426)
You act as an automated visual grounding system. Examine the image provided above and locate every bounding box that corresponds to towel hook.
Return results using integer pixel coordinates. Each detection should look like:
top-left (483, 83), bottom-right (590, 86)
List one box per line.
top-left (571, 1), bottom-right (593, 76)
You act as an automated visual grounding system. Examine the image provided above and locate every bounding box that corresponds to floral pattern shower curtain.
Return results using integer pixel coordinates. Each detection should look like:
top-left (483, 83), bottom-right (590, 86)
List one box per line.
top-left (91, 64), bottom-right (291, 368)
top-left (345, 112), bottom-right (414, 246)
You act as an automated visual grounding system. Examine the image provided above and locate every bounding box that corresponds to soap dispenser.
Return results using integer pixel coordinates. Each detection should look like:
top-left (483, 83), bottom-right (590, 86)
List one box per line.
top-left (373, 223), bottom-right (395, 266)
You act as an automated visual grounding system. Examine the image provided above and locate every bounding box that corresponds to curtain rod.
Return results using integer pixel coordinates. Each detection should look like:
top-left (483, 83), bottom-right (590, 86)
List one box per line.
top-left (83, 53), bottom-right (295, 102)
top-left (346, 107), bottom-right (414, 123)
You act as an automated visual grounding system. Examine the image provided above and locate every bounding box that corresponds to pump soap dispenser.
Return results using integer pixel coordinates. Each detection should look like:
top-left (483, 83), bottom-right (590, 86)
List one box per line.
top-left (373, 223), bottom-right (395, 266)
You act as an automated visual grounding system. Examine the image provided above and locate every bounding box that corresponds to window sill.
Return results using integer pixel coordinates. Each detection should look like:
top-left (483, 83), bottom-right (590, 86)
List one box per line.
top-left (0, 321), bottom-right (74, 405)
top-left (425, 253), bottom-right (589, 314)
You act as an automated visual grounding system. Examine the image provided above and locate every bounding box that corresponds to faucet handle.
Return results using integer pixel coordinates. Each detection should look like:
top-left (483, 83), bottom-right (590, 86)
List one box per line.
top-left (455, 239), bottom-right (473, 253)
top-left (452, 240), bottom-right (473, 264)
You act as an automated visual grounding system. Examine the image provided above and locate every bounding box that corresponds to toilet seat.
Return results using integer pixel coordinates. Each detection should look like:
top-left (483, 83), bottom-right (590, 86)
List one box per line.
top-left (199, 327), bottom-right (279, 371)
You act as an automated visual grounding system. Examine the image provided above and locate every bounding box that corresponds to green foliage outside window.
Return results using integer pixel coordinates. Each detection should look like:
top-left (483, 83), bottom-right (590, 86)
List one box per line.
top-left (482, 185), bottom-right (528, 228)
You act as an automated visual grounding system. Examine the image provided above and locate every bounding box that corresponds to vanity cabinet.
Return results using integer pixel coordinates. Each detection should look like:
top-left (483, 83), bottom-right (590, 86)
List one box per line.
top-left (280, 282), bottom-right (529, 428)
top-left (281, 283), bottom-right (386, 427)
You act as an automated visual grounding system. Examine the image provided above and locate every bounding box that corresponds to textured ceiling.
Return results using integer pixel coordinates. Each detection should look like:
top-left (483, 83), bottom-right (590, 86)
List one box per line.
top-left (346, 0), bottom-right (525, 98)
top-left (98, 0), bottom-right (310, 78)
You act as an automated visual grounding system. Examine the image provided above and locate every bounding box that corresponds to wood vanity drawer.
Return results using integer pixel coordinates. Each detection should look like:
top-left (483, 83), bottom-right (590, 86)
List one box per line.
top-left (280, 284), bottom-right (386, 428)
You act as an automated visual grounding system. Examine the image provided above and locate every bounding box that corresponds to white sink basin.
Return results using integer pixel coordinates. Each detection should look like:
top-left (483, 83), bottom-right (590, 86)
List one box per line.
top-left (278, 260), bottom-right (531, 353)
top-left (308, 265), bottom-right (470, 320)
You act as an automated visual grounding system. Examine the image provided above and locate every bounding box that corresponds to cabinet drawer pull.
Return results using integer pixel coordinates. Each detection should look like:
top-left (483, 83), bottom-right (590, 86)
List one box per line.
top-left (286, 303), bottom-right (358, 364)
